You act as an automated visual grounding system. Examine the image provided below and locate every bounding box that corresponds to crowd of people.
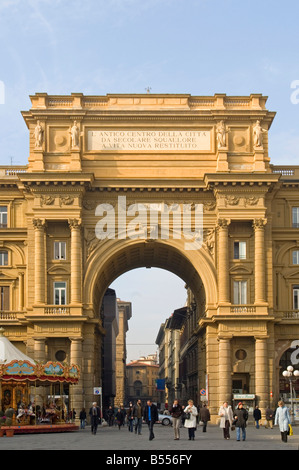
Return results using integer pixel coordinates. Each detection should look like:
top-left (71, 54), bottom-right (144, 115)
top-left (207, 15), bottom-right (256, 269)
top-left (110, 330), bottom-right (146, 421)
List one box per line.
top-left (79, 398), bottom-right (294, 443)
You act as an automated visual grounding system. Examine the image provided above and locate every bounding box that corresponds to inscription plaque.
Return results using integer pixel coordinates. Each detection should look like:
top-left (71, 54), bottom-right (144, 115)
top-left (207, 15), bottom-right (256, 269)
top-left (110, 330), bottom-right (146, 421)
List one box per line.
top-left (88, 129), bottom-right (211, 151)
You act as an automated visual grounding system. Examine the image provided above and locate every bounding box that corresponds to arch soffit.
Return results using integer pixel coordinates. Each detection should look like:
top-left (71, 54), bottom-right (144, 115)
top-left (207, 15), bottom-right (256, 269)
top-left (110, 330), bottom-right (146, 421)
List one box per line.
top-left (83, 238), bottom-right (217, 309)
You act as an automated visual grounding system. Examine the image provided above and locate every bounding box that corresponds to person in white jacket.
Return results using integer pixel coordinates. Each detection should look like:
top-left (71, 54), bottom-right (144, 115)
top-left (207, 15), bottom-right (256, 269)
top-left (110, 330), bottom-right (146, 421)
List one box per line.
top-left (218, 402), bottom-right (233, 440)
top-left (184, 399), bottom-right (198, 440)
top-left (274, 400), bottom-right (291, 443)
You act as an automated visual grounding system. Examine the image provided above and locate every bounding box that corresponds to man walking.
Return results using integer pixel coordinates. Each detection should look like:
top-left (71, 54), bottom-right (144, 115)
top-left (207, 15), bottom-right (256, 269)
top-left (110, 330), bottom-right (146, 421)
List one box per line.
top-left (133, 399), bottom-right (144, 435)
top-left (89, 402), bottom-right (101, 435)
top-left (169, 399), bottom-right (183, 440)
top-left (143, 399), bottom-right (158, 440)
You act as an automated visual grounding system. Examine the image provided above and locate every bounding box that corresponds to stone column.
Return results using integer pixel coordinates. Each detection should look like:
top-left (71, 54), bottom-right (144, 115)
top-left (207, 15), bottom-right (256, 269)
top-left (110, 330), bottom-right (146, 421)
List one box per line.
top-left (217, 218), bottom-right (230, 304)
top-left (253, 218), bottom-right (267, 304)
top-left (33, 338), bottom-right (47, 407)
top-left (33, 218), bottom-right (46, 305)
top-left (218, 337), bottom-right (232, 405)
top-left (70, 337), bottom-right (83, 416)
top-left (68, 219), bottom-right (82, 304)
top-left (34, 338), bottom-right (46, 362)
top-left (255, 337), bottom-right (269, 415)
top-left (18, 271), bottom-right (24, 311)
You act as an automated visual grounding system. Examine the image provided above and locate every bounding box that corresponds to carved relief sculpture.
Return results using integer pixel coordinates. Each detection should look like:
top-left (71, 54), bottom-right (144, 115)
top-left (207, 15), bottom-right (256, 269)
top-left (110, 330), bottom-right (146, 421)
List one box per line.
top-left (70, 120), bottom-right (79, 148)
top-left (34, 120), bottom-right (44, 148)
top-left (216, 120), bottom-right (230, 149)
top-left (253, 120), bottom-right (267, 147)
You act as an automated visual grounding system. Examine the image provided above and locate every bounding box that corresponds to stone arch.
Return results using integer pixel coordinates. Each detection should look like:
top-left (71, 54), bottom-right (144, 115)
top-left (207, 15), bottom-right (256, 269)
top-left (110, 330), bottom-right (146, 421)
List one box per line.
top-left (83, 237), bottom-right (217, 317)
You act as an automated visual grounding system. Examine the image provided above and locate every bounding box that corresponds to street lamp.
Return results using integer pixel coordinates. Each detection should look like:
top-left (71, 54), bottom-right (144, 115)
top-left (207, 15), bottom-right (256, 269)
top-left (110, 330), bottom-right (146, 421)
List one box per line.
top-left (282, 365), bottom-right (299, 424)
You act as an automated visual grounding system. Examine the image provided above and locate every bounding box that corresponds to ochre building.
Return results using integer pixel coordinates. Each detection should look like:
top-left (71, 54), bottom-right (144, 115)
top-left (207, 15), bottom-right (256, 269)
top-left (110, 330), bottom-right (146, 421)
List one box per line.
top-left (0, 92), bottom-right (299, 421)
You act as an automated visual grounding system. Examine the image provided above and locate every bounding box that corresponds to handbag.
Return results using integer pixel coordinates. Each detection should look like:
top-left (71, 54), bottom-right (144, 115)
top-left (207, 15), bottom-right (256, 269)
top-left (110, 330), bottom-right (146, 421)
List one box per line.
top-left (183, 412), bottom-right (191, 420)
top-left (288, 424), bottom-right (293, 436)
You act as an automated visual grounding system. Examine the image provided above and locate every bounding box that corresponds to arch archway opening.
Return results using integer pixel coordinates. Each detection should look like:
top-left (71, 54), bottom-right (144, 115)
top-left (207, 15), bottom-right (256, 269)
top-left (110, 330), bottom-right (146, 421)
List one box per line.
top-left (86, 239), bottom-right (210, 409)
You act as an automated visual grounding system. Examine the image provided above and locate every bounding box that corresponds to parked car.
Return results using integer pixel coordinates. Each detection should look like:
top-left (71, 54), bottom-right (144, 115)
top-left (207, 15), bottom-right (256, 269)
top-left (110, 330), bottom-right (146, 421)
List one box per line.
top-left (158, 413), bottom-right (173, 426)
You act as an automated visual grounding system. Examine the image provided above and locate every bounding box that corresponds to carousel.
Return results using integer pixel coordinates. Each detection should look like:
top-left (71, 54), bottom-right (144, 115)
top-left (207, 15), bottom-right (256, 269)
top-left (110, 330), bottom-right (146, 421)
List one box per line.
top-left (0, 328), bottom-right (80, 435)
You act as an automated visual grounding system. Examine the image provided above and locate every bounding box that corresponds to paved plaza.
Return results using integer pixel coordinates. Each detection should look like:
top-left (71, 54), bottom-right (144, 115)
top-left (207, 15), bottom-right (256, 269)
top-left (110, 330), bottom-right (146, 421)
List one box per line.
top-left (0, 422), bottom-right (298, 453)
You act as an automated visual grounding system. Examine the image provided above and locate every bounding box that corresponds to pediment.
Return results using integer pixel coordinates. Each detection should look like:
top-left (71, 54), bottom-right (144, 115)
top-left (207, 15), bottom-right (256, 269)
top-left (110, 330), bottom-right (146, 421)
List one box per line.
top-left (47, 265), bottom-right (69, 275)
top-left (284, 269), bottom-right (299, 280)
top-left (229, 265), bottom-right (252, 275)
top-left (0, 271), bottom-right (18, 280)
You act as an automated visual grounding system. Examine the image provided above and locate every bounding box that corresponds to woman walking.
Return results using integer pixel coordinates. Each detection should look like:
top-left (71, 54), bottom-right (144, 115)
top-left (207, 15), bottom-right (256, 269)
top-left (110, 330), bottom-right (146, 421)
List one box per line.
top-left (218, 402), bottom-right (233, 440)
top-left (274, 400), bottom-right (291, 443)
top-left (184, 399), bottom-right (198, 440)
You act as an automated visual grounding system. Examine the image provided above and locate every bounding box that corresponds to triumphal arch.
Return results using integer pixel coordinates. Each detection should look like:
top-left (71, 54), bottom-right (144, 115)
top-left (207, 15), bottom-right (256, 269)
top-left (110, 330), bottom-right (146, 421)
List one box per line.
top-left (1, 92), bottom-right (299, 421)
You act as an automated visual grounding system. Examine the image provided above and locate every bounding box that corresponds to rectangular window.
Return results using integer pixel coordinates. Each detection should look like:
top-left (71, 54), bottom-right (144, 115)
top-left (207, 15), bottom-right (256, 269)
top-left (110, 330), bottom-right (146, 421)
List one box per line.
top-left (234, 241), bottom-right (246, 260)
top-left (0, 251), bottom-right (8, 266)
top-left (233, 281), bottom-right (247, 304)
top-left (54, 282), bottom-right (67, 305)
top-left (293, 286), bottom-right (299, 310)
top-left (0, 286), bottom-right (9, 310)
top-left (292, 207), bottom-right (299, 228)
top-left (0, 206), bottom-right (7, 228)
top-left (293, 250), bottom-right (299, 265)
top-left (54, 241), bottom-right (66, 260)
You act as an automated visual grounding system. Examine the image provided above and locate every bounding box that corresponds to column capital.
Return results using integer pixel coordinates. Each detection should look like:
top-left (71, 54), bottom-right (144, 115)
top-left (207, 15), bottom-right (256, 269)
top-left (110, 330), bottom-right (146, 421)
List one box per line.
top-left (217, 217), bottom-right (231, 229)
top-left (33, 218), bottom-right (47, 230)
top-left (254, 335), bottom-right (269, 341)
top-left (68, 218), bottom-right (82, 230)
top-left (69, 337), bottom-right (83, 343)
top-left (217, 335), bottom-right (233, 342)
top-left (252, 218), bottom-right (267, 230)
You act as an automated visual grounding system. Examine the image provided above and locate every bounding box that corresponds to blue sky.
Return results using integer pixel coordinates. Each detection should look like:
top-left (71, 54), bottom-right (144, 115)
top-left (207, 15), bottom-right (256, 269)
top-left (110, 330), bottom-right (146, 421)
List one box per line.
top-left (0, 0), bottom-right (299, 360)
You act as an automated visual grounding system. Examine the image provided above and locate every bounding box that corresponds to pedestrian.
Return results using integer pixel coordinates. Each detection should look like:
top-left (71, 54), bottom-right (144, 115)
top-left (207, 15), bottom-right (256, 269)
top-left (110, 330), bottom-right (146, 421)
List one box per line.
top-left (119, 405), bottom-right (126, 426)
top-left (218, 401), bottom-right (233, 440)
top-left (133, 399), bottom-right (144, 435)
top-left (107, 405), bottom-right (114, 426)
top-left (253, 405), bottom-right (262, 429)
top-left (89, 402), bottom-right (101, 435)
top-left (116, 408), bottom-right (124, 430)
top-left (127, 402), bottom-right (134, 432)
top-left (274, 400), bottom-right (291, 443)
top-left (184, 399), bottom-right (198, 441)
top-left (79, 407), bottom-right (86, 429)
top-left (234, 402), bottom-right (248, 442)
top-left (169, 398), bottom-right (183, 440)
top-left (143, 399), bottom-right (158, 440)
top-left (265, 406), bottom-right (274, 429)
top-left (199, 403), bottom-right (210, 432)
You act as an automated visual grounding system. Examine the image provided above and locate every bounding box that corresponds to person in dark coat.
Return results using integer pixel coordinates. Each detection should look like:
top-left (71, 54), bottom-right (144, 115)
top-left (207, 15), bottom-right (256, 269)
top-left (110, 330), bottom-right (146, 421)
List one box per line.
top-left (127, 402), bottom-right (134, 432)
top-left (199, 403), bottom-right (210, 432)
top-left (143, 399), bottom-right (158, 440)
top-left (89, 402), bottom-right (101, 435)
top-left (265, 406), bottom-right (274, 429)
top-left (79, 407), bottom-right (87, 429)
top-left (234, 402), bottom-right (248, 441)
top-left (253, 406), bottom-right (262, 429)
top-left (116, 408), bottom-right (125, 430)
top-left (133, 399), bottom-right (144, 435)
top-left (169, 399), bottom-right (183, 440)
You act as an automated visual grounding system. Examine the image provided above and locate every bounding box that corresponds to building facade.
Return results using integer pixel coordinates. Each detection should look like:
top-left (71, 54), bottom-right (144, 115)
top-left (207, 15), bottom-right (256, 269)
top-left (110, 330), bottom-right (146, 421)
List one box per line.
top-left (115, 298), bottom-right (131, 407)
top-left (126, 354), bottom-right (159, 405)
top-left (0, 92), bottom-right (299, 421)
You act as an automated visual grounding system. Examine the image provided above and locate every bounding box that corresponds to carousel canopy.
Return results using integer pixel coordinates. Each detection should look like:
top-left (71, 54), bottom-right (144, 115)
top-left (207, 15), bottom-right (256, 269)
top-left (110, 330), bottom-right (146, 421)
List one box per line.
top-left (0, 328), bottom-right (36, 364)
top-left (0, 328), bottom-right (80, 384)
